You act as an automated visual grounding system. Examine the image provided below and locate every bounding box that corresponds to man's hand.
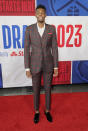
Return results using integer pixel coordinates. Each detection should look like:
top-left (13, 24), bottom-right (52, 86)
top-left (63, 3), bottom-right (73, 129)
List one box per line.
top-left (53, 68), bottom-right (58, 77)
top-left (26, 70), bottom-right (32, 78)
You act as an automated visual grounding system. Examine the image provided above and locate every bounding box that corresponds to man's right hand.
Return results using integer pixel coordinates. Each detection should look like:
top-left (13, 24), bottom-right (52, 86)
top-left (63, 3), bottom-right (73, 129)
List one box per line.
top-left (26, 71), bottom-right (32, 78)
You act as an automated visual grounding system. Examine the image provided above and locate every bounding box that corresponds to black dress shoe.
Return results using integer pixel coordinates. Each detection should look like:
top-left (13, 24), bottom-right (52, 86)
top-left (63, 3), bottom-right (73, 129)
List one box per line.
top-left (34, 113), bottom-right (39, 123)
top-left (44, 111), bottom-right (52, 122)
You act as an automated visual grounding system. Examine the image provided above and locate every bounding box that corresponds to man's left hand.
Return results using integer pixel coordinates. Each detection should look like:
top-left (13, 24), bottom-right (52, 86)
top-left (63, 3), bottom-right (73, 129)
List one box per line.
top-left (53, 68), bottom-right (58, 77)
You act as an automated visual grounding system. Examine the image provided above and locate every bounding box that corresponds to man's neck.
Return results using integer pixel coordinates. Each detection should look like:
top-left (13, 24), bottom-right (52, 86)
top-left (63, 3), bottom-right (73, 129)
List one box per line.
top-left (37, 22), bottom-right (45, 28)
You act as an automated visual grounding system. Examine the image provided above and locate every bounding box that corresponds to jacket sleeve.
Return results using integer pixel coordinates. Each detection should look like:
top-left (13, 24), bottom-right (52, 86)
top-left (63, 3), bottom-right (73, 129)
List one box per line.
top-left (24, 26), bottom-right (31, 69)
top-left (52, 26), bottom-right (58, 68)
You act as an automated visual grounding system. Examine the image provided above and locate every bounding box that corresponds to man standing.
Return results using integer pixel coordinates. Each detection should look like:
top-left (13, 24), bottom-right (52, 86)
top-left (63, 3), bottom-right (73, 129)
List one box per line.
top-left (24, 5), bottom-right (58, 124)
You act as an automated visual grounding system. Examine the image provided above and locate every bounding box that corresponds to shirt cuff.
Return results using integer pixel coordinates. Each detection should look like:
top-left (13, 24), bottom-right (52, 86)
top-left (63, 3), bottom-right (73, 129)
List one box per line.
top-left (25, 68), bottom-right (30, 71)
top-left (54, 67), bottom-right (58, 69)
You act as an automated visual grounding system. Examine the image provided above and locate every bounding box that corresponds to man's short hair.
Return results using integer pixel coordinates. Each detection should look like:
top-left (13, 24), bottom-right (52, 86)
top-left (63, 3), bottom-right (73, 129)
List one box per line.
top-left (36, 5), bottom-right (46, 12)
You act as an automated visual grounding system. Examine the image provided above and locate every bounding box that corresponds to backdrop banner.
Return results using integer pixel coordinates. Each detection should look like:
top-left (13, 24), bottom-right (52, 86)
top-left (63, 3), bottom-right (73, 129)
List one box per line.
top-left (0, 0), bottom-right (88, 88)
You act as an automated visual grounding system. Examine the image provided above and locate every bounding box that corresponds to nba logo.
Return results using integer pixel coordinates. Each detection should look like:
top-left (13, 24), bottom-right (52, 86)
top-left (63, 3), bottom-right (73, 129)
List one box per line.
top-left (37, 0), bottom-right (88, 16)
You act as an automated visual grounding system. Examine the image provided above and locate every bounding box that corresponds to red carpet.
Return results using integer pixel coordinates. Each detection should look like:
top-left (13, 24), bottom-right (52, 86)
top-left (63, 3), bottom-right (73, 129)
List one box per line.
top-left (0, 92), bottom-right (88, 131)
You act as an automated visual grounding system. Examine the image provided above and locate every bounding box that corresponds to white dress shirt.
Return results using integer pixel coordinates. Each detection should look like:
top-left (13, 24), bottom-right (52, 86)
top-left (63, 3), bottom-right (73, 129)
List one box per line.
top-left (37, 23), bottom-right (45, 37)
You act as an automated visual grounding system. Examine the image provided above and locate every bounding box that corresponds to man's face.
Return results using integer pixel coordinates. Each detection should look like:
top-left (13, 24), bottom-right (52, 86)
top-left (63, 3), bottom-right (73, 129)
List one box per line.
top-left (35, 8), bottom-right (46, 23)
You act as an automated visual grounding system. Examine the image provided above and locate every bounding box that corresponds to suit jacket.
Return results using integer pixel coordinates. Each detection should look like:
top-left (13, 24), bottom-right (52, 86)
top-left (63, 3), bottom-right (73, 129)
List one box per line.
top-left (24, 23), bottom-right (58, 74)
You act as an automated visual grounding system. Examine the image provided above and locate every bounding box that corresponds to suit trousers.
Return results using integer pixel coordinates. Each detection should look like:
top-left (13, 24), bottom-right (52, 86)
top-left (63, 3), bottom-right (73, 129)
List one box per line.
top-left (32, 69), bottom-right (53, 111)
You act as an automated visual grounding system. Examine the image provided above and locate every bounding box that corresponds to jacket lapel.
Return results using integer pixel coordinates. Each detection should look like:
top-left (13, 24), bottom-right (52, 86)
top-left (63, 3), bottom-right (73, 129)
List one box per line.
top-left (42, 24), bottom-right (49, 44)
top-left (41, 23), bottom-right (48, 39)
top-left (34, 23), bottom-right (41, 40)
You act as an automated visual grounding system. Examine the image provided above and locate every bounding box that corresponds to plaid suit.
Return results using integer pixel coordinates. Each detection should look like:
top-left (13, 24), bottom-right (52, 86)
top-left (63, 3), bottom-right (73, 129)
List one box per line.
top-left (24, 23), bottom-right (58, 110)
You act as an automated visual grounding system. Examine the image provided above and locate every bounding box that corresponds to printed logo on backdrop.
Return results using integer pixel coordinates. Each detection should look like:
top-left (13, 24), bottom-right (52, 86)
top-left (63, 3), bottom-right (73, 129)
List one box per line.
top-left (37, 0), bottom-right (88, 16)
top-left (0, 25), bottom-right (27, 57)
top-left (48, 0), bottom-right (88, 16)
top-left (0, 0), bottom-right (35, 15)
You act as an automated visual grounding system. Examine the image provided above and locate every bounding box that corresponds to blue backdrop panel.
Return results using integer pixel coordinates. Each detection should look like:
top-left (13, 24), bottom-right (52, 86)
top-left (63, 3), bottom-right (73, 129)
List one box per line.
top-left (72, 61), bottom-right (88, 83)
top-left (37, 0), bottom-right (88, 16)
top-left (0, 64), bottom-right (3, 88)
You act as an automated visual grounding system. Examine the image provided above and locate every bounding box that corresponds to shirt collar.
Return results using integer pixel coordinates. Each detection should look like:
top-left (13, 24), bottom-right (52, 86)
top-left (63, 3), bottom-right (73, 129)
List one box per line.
top-left (37, 23), bottom-right (45, 30)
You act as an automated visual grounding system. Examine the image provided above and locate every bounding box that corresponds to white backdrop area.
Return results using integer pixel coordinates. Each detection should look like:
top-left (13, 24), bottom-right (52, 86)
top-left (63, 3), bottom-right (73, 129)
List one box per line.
top-left (0, 16), bottom-right (88, 87)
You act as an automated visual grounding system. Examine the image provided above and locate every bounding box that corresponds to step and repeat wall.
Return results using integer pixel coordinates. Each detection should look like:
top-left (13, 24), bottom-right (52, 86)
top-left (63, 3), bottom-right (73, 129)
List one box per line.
top-left (0, 0), bottom-right (88, 88)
